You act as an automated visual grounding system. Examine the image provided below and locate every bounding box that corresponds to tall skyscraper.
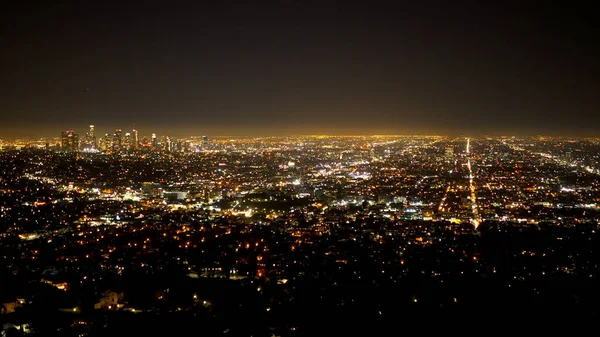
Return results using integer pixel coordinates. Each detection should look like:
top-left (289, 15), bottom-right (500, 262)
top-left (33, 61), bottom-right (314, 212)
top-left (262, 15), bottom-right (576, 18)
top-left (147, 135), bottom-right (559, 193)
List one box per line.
top-left (84, 125), bottom-right (97, 149)
top-left (61, 130), bottom-right (79, 152)
top-left (166, 137), bottom-right (172, 152)
top-left (114, 129), bottom-right (122, 151)
top-left (160, 135), bottom-right (166, 150)
top-left (72, 133), bottom-right (79, 152)
top-left (151, 133), bottom-right (158, 148)
top-left (124, 133), bottom-right (131, 151)
top-left (100, 133), bottom-right (112, 151)
top-left (202, 135), bottom-right (208, 147)
top-left (61, 131), bottom-right (69, 149)
top-left (132, 127), bottom-right (139, 149)
top-left (88, 125), bottom-right (95, 140)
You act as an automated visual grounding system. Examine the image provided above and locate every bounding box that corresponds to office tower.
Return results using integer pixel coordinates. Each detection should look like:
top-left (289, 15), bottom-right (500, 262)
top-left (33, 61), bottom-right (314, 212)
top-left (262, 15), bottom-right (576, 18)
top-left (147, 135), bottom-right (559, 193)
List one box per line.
top-left (184, 140), bottom-right (191, 152)
top-left (202, 135), bottom-right (208, 147)
top-left (114, 129), bottom-right (122, 151)
top-left (124, 133), bottom-right (131, 151)
top-left (61, 131), bottom-right (69, 149)
top-left (160, 136), bottom-right (166, 150)
top-left (83, 124), bottom-right (97, 150)
top-left (98, 134), bottom-right (106, 151)
top-left (166, 137), bottom-right (172, 152)
top-left (89, 125), bottom-right (95, 143)
top-left (72, 133), bottom-right (80, 152)
top-left (85, 125), bottom-right (97, 148)
top-left (100, 133), bottom-right (113, 151)
top-left (61, 130), bottom-right (79, 152)
top-left (132, 127), bottom-right (139, 149)
top-left (151, 134), bottom-right (158, 148)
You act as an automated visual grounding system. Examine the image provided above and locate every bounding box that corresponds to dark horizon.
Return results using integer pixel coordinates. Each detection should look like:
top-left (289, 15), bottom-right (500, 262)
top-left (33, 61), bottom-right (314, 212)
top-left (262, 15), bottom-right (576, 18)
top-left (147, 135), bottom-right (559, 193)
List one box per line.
top-left (2, 1), bottom-right (598, 138)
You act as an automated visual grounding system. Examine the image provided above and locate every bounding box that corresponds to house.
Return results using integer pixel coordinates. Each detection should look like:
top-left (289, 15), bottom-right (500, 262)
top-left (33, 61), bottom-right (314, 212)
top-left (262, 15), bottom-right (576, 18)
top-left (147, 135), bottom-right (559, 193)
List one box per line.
top-left (0, 298), bottom-right (25, 314)
top-left (94, 291), bottom-right (124, 310)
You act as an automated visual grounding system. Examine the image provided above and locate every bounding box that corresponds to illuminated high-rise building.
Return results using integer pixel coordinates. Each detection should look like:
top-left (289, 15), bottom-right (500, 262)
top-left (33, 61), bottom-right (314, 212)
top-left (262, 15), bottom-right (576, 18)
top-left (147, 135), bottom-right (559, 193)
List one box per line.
top-left (132, 127), bottom-right (139, 149)
top-left (61, 130), bottom-right (79, 152)
top-left (100, 133), bottom-right (112, 151)
top-left (61, 131), bottom-right (69, 149)
top-left (98, 134), bottom-right (106, 150)
top-left (151, 133), bottom-right (158, 148)
top-left (124, 133), bottom-right (131, 150)
top-left (160, 136), bottom-right (167, 150)
top-left (114, 129), bottom-right (122, 151)
top-left (84, 124), bottom-right (97, 149)
top-left (72, 133), bottom-right (80, 152)
top-left (166, 137), bottom-right (172, 152)
top-left (202, 135), bottom-right (208, 147)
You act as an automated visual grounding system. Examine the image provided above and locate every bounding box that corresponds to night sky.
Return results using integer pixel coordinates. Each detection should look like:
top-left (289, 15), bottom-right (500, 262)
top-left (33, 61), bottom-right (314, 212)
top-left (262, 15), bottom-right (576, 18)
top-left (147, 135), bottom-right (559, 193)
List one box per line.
top-left (1, 0), bottom-right (598, 138)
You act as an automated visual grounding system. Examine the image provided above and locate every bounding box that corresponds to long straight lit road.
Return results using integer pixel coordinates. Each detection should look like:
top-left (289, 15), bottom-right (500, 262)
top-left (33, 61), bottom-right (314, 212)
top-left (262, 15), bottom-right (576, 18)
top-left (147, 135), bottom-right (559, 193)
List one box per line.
top-left (465, 138), bottom-right (480, 228)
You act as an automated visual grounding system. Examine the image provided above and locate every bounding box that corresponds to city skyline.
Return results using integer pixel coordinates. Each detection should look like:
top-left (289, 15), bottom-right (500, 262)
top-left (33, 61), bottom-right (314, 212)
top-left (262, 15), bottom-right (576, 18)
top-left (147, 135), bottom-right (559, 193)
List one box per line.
top-left (2, 123), bottom-right (600, 141)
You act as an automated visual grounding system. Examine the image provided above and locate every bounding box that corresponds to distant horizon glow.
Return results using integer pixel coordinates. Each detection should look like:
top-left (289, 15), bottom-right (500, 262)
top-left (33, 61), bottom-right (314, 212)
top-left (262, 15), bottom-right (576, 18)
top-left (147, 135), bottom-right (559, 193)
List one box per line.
top-left (2, 124), bottom-right (600, 141)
